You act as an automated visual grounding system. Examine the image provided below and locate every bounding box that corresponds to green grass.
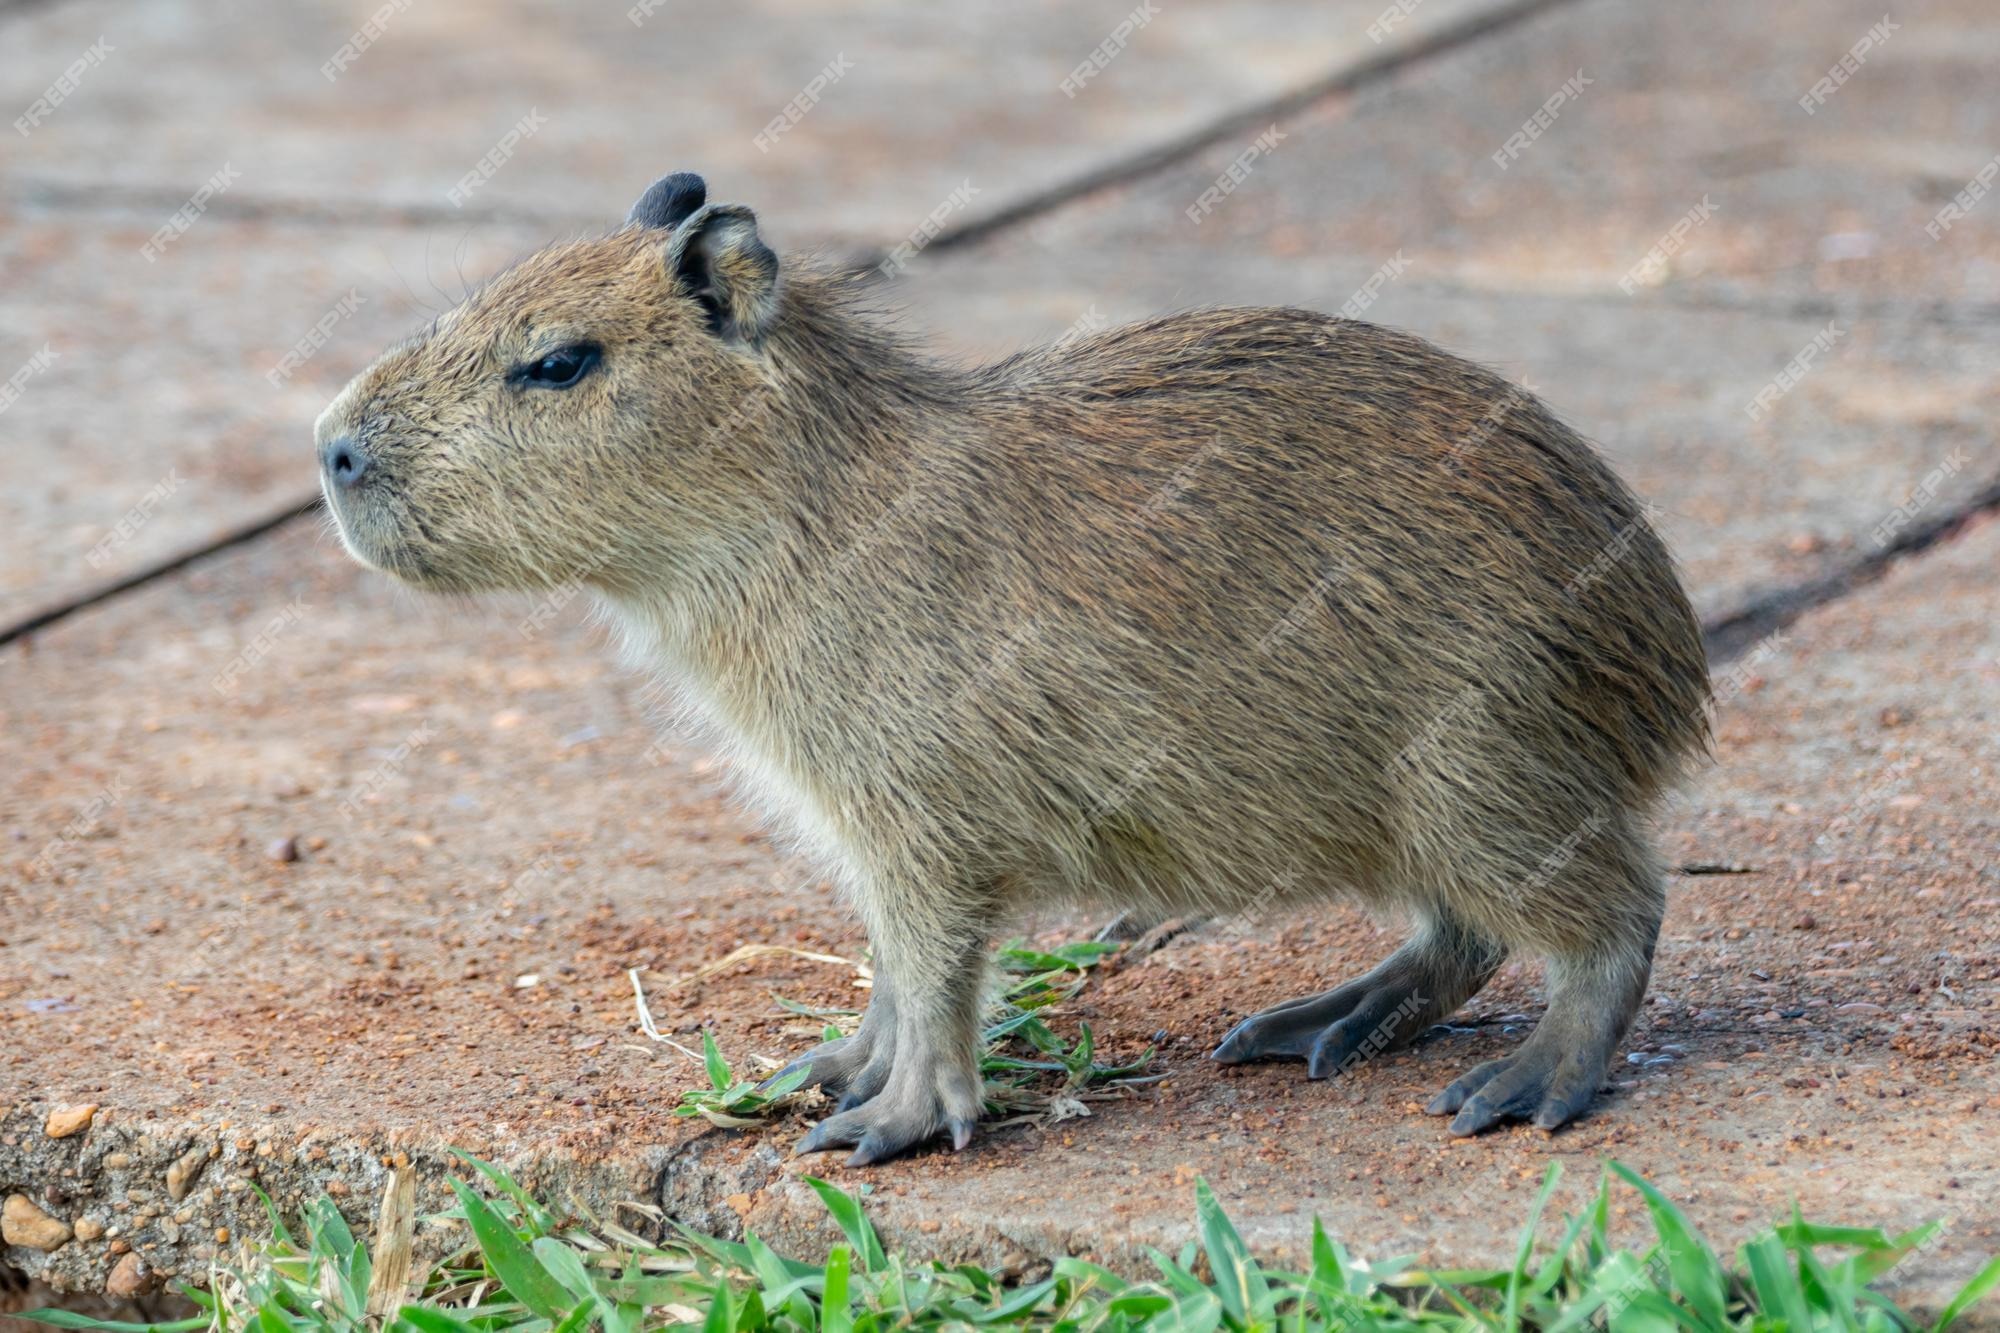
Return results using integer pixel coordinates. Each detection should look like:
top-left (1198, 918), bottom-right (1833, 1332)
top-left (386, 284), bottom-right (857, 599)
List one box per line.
top-left (22, 1154), bottom-right (1998, 1333)
top-left (670, 939), bottom-right (1158, 1126)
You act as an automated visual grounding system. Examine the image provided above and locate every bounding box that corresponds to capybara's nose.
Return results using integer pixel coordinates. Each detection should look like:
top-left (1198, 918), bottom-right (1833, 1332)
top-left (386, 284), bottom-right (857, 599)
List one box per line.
top-left (321, 436), bottom-right (370, 489)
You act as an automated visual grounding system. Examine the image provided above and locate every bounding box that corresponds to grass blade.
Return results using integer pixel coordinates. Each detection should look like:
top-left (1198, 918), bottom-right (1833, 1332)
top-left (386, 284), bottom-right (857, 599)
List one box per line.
top-left (1608, 1161), bottom-right (1728, 1330)
top-left (701, 1028), bottom-right (731, 1091)
top-left (1193, 1177), bottom-right (1264, 1321)
top-left (804, 1176), bottom-right (887, 1274)
top-left (1937, 1253), bottom-right (2000, 1331)
top-left (448, 1179), bottom-right (575, 1322)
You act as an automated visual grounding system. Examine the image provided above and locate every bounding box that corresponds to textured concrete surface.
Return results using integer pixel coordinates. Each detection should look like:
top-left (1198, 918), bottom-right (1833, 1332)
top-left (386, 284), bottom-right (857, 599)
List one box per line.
top-left (0, 0), bottom-right (1535, 628)
top-left (952, 0), bottom-right (2000, 307)
top-left (3, 0), bottom-right (1998, 1321)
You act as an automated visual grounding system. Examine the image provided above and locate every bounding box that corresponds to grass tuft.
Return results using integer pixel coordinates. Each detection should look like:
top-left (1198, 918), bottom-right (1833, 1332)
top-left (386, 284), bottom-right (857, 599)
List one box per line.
top-left (666, 938), bottom-right (1158, 1128)
top-left (23, 1154), bottom-right (1995, 1332)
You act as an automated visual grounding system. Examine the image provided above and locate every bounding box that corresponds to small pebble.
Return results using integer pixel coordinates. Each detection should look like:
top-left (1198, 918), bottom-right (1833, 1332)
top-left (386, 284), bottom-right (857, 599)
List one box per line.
top-left (44, 1104), bottom-right (98, 1138)
top-left (266, 836), bottom-right (299, 863)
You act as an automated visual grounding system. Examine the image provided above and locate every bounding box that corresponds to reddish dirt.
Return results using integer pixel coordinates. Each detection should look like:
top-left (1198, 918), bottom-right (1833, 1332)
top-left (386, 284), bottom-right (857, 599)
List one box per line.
top-left (3, 515), bottom-right (1996, 1312)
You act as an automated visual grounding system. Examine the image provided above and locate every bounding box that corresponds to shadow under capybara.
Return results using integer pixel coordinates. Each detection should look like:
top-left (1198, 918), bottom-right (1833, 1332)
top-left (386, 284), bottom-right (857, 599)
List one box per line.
top-left (316, 171), bottom-right (1711, 1165)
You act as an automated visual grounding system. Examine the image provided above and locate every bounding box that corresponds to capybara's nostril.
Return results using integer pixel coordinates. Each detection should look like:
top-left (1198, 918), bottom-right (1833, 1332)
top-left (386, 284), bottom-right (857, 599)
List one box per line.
top-left (321, 436), bottom-right (370, 489)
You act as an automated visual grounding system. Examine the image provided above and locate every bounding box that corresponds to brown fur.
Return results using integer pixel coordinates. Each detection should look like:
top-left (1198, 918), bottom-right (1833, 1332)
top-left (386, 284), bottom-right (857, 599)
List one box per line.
top-left (318, 181), bottom-right (1710, 1164)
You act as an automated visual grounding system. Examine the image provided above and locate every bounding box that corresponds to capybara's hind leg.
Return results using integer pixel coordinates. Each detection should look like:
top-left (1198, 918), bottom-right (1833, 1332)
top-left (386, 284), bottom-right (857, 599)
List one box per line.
top-left (1211, 912), bottom-right (1505, 1079)
top-left (1424, 830), bottom-right (1662, 1133)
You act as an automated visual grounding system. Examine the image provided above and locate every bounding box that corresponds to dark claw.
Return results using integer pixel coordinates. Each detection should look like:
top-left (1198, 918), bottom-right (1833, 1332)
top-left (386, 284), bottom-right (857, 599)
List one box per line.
top-left (794, 1119), bottom-right (849, 1157)
top-left (1449, 1096), bottom-right (1508, 1136)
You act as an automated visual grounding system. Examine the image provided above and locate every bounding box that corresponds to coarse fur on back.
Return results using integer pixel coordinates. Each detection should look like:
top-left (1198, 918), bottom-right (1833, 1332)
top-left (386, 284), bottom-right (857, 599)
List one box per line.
top-left (318, 172), bottom-right (1711, 1165)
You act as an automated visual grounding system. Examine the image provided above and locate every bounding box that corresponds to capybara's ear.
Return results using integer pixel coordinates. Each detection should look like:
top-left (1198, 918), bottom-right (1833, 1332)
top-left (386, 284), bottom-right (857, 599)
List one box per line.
top-left (665, 202), bottom-right (779, 344)
top-left (626, 172), bottom-right (708, 230)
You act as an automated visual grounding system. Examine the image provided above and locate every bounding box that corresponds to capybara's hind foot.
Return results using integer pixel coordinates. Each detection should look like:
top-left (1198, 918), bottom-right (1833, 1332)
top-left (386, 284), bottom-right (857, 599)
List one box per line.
top-left (1423, 949), bottom-right (1649, 1135)
top-left (1211, 918), bottom-right (1503, 1079)
top-left (1423, 1045), bottom-right (1603, 1135)
top-left (1212, 975), bottom-right (1431, 1078)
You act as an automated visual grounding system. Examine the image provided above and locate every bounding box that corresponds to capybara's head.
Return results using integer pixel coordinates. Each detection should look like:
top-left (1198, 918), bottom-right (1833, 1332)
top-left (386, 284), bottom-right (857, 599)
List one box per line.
top-left (315, 173), bottom-right (781, 593)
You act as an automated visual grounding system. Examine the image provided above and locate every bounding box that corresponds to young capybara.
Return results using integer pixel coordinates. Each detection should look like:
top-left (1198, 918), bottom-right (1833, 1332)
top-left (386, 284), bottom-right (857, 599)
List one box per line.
top-left (317, 172), bottom-right (1710, 1165)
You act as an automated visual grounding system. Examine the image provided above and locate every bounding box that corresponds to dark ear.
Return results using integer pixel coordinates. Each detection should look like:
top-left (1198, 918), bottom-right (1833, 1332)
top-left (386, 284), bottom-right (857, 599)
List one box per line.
top-left (627, 172), bottom-right (707, 230)
top-left (665, 202), bottom-right (779, 344)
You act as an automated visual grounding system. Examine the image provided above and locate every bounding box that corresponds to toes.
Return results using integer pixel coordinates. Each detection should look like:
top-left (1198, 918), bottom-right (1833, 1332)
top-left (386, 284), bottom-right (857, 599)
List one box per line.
top-left (1212, 1013), bottom-right (1313, 1064)
top-left (1213, 994), bottom-right (1352, 1064)
top-left (760, 1038), bottom-right (854, 1095)
top-left (832, 1059), bottom-right (891, 1113)
top-left (1531, 1068), bottom-right (1602, 1131)
top-left (1305, 996), bottom-right (1414, 1079)
top-left (845, 1111), bottom-right (977, 1167)
top-left (795, 1075), bottom-right (981, 1166)
top-left (1447, 1057), bottom-right (1551, 1136)
top-left (846, 1120), bottom-right (934, 1167)
top-left (1424, 1058), bottom-right (1511, 1117)
top-left (794, 1109), bottom-right (866, 1156)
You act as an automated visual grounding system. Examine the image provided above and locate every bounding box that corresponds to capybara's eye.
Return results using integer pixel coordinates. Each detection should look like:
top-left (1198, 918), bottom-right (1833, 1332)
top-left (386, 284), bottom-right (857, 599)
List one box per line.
top-left (513, 343), bottom-right (601, 389)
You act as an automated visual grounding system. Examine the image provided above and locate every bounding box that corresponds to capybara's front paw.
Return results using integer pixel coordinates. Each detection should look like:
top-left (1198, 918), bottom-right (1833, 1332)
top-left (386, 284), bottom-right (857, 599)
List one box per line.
top-left (793, 1054), bottom-right (984, 1166)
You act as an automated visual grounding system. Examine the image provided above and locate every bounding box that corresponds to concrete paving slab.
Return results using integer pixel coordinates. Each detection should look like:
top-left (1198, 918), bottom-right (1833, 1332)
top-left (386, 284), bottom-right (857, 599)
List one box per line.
top-left (0, 0), bottom-right (1529, 242)
top-left (947, 0), bottom-right (2000, 308)
top-left (0, 214), bottom-right (553, 630)
top-left (2, 507), bottom-right (1996, 1311)
top-left (0, 0), bottom-right (1542, 629)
